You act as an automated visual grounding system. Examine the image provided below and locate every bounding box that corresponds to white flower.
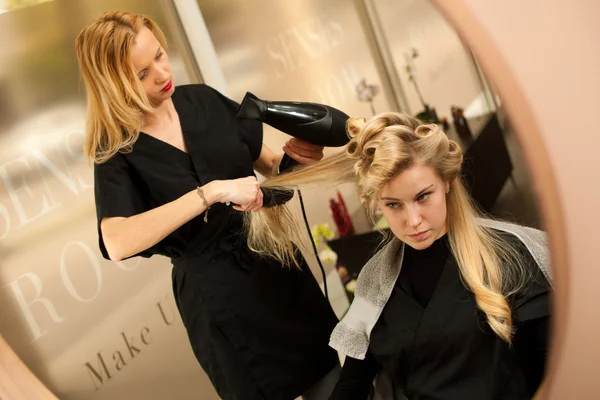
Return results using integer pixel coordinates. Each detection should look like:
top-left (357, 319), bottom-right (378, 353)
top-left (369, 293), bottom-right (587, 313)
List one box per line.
top-left (345, 279), bottom-right (357, 293)
top-left (404, 52), bottom-right (417, 80)
top-left (319, 248), bottom-right (338, 264)
top-left (356, 78), bottom-right (381, 102)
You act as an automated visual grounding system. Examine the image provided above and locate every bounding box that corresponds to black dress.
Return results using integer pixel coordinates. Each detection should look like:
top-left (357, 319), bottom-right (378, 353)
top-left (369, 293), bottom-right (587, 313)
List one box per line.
top-left (93, 84), bottom-right (339, 400)
top-left (330, 233), bottom-right (551, 400)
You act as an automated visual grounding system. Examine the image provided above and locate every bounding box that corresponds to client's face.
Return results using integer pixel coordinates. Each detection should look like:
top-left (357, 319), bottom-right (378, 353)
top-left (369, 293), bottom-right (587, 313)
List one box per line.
top-left (378, 164), bottom-right (449, 250)
top-left (130, 27), bottom-right (174, 104)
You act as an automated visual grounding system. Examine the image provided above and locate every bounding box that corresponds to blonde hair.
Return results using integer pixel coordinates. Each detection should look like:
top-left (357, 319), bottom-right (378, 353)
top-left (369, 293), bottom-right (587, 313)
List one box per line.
top-left (75, 11), bottom-right (168, 164)
top-left (246, 112), bottom-right (529, 343)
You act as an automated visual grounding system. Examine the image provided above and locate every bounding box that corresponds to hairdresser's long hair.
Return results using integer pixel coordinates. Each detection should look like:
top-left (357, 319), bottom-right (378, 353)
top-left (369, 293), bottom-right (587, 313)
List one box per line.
top-left (75, 11), bottom-right (167, 164)
top-left (246, 112), bottom-right (529, 344)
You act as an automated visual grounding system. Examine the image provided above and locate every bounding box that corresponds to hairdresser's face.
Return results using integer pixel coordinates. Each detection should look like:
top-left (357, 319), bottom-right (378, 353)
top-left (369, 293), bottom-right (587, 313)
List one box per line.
top-left (378, 164), bottom-right (450, 250)
top-left (130, 27), bottom-right (174, 104)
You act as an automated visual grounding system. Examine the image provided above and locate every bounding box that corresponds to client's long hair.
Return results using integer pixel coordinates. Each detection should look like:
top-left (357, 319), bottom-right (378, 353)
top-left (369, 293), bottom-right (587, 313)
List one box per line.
top-left (245, 112), bottom-right (529, 344)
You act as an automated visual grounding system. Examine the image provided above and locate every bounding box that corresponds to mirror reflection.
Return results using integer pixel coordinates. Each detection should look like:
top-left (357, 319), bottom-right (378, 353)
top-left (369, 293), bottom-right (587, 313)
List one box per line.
top-left (0, 1), bottom-right (551, 399)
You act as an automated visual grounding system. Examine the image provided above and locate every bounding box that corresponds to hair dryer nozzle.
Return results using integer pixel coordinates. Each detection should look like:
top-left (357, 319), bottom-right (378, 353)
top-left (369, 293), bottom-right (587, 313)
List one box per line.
top-left (237, 92), bottom-right (267, 121)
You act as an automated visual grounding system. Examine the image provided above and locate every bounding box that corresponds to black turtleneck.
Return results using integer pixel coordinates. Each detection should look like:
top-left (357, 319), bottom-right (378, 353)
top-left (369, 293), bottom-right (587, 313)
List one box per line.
top-left (401, 234), bottom-right (450, 308)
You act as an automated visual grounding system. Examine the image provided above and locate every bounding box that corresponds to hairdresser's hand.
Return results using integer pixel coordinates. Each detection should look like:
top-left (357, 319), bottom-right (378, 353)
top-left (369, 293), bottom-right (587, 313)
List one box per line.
top-left (282, 138), bottom-right (324, 165)
top-left (234, 184), bottom-right (263, 212)
top-left (215, 177), bottom-right (263, 212)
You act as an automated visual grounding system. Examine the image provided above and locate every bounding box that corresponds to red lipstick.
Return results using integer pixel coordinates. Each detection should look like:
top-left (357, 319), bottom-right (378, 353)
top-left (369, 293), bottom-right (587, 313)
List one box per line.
top-left (161, 80), bottom-right (173, 92)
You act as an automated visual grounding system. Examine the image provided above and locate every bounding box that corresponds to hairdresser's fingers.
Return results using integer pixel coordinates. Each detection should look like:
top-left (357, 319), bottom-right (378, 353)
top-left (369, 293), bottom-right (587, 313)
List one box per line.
top-left (244, 193), bottom-right (258, 212)
top-left (245, 198), bottom-right (257, 211)
top-left (283, 145), bottom-right (319, 165)
top-left (242, 190), bottom-right (261, 212)
top-left (232, 199), bottom-right (253, 212)
top-left (282, 141), bottom-right (306, 156)
top-left (288, 138), bottom-right (324, 152)
top-left (252, 189), bottom-right (263, 211)
top-left (285, 139), bottom-right (324, 162)
top-left (251, 188), bottom-right (264, 211)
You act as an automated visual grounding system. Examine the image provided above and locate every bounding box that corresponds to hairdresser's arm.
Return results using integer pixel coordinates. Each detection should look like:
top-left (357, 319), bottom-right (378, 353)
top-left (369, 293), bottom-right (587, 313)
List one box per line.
top-left (100, 177), bottom-right (262, 262)
top-left (253, 138), bottom-right (325, 177)
top-left (253, 144), bottom-right (283, 177)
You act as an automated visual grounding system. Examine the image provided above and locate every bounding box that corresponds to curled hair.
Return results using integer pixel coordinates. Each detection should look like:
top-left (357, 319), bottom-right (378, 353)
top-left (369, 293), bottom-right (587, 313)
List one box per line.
top-left (246, 112), bottom-right (528, 343)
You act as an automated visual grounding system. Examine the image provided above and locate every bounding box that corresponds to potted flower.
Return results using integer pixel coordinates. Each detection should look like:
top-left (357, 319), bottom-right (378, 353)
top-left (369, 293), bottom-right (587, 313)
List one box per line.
top-left (312, 223), bottom-right (355, 301)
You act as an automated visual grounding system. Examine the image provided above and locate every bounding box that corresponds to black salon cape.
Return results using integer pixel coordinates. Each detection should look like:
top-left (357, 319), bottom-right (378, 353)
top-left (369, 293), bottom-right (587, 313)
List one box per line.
top-left (93, 84), bottom-right (339, 400)
top-left (331, 233), bottom-right (551, 400)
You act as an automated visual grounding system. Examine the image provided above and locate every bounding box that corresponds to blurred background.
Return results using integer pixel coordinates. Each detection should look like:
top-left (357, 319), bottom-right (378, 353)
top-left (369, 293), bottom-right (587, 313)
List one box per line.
top-left (1, 0), bottom-right (596, 399)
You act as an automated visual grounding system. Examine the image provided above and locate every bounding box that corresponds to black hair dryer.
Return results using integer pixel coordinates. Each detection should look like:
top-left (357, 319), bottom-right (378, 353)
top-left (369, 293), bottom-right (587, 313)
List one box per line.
top-left (236, 92), bottom-right (351, 147)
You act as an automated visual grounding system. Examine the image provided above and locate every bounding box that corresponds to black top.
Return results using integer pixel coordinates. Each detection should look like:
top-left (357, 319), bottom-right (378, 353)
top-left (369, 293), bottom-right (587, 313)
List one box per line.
top-left (330, 233), bottom-right (551, 400)
top-left (93, 84), bottom-right (339, 400)
top-left (94, 84), bottom-right (264, 263)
